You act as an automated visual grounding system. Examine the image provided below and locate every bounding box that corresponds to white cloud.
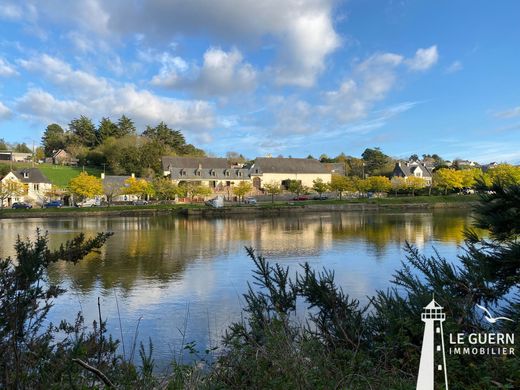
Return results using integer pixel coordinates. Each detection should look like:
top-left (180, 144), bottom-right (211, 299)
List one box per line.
top-left (24, 0), bottom-right (339, 88)
top-left (16, 54), bottom-right (216, 131)
top-left (0, 101), bottom-right (11, 119)
top-left (0, 2), bottom-right (23, 20)
top-left (494, 106), bottom-right (520, 119)
top-left (0, 57), bottom-right (17, 76)
top-left (152, 47), bottom-right (257, 96)
top-left (405, 45), bottom-right (438, 71)
top-left (445, 60), bottom-right (463, 74)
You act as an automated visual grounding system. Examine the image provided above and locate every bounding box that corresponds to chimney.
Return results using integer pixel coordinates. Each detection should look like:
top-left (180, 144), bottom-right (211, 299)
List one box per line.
top-left (101, 172), bottom-right (105, 180)
top-left (131, 173), bottom-right (135, 178)
top-left (198, 163), bottom-right (202, 170)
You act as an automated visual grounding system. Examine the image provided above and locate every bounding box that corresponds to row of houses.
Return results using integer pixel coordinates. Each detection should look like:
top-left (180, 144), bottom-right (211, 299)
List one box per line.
top-left (161, 156), bottom-right (332, 191)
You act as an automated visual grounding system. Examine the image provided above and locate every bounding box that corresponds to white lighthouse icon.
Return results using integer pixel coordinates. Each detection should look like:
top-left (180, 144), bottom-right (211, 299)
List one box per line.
top-left (416, 298), bottom-right (449, 390)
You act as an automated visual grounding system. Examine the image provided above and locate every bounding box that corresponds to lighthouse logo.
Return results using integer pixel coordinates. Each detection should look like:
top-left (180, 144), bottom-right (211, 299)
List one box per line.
top-left (416, 298), bottom-right (449, 390)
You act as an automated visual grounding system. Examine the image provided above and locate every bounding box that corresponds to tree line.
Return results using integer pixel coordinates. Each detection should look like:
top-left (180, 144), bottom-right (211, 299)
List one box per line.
top-left (41, 115), bottom-right (205, 177)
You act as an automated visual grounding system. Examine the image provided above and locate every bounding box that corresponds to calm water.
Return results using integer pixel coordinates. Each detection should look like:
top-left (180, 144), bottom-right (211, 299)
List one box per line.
top-left (0, 210), bottom-right (474, 368)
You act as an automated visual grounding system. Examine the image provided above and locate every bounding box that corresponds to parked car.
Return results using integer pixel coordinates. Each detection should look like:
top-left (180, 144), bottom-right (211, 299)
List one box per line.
top-left (132, 199), bottom-right (149, 206)
top-left (312, 195), bottom-right (328, 200)
top-left (292, 195), bottom-right (309, 201)
top-left (76, 198), bottom-right (101, 207)
top-left (12, 202), bottom-right (32, 209)
top-left (43, 200), bottom-right (63, 208)
top-left (244, 197), bottom-right (257, 205)
top-left (462, 188), bottom-right (475, 195)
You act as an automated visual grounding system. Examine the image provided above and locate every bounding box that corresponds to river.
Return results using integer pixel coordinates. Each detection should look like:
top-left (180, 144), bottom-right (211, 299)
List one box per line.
top-left (0, 209), bottom-right (474, 369)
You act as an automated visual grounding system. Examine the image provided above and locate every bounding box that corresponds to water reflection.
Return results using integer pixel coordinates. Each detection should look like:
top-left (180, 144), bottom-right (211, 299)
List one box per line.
top-left (0, 210), bottom-right (475, 367)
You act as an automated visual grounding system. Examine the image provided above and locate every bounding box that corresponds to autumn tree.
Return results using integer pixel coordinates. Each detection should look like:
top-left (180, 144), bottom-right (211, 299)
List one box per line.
top-left (122, 177), bottom-right (154, 200)
top-left (0, 179), bottom-right (27, 208)
top-left (405, 176), bottom-right (426, 196)
top-left (312, 178), bottom-right (329, 197)
top-left (390, 176), bottom-right (407, 196)
top-left (68, 172), bottom-right (103, 201)
top-left (366, 176), bottom-right (391, 194)
top-left (433, 169), bottom-right (463, 195)
top-left (487, 164), bottom-right (520, 187)
top-left (263, 181), bottom-right (282, 203)
top-left (287, 180), bottom-right (304, 197)
top-left (152, 177), bottom-right (178, 200)
top-left (329, 175), bottom-right (353, 200)
top-left (233, 181), bottom-right (253, 203)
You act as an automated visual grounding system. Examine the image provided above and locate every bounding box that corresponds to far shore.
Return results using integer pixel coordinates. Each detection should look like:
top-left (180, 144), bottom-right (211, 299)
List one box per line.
top-left (0, 195), bottom-right (478, 219)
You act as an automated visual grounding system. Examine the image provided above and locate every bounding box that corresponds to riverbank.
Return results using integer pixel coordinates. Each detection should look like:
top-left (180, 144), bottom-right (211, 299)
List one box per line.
top-left (0, 195), bottom-right (478, 219)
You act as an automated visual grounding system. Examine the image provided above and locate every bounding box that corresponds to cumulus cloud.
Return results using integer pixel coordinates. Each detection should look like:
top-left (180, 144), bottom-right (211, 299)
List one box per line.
top-left (16, 54), bottom-right (215, 131)
top-left (0, 57), bottom-right (18, 76)
top-left (494, 106), bottom-right (520, 119)
top-left (152, 47), bottom-right (256, 96)
top-left (405, 45), bottom-right (438, 71)
top-left (23, 0), bottom-right (339, 88)
top-left (0, 101), bottom-right (11, 119)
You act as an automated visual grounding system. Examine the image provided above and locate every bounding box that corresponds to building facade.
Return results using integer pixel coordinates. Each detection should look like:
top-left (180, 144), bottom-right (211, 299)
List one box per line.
top-left (0, 168), bottom-right (52, 206)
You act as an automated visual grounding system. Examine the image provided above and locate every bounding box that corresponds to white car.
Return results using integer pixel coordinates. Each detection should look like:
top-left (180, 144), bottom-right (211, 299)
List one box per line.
top-left (244, 197), bottom-right (257, 205)
top-left (76, 198), bottom-right (101, 207)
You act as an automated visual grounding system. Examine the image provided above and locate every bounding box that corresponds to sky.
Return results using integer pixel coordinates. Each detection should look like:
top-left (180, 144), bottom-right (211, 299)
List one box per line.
top-left (0, 0), bottom-right (519, 163)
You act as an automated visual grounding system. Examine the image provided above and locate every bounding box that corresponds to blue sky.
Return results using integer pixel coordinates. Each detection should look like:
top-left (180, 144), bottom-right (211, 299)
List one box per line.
top-left (0, 0), bottom-right (519, 162)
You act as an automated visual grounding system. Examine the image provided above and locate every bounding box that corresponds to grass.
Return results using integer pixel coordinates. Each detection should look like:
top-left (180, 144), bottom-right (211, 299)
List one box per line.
top-left (0, 162), bottom-right (103, 187)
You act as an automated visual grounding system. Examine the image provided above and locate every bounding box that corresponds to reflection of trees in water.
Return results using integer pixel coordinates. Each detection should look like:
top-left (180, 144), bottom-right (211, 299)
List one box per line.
top-left (329, 210), bottom-right (473, 255)
top-left (39, 211), bottom-right (474, 294)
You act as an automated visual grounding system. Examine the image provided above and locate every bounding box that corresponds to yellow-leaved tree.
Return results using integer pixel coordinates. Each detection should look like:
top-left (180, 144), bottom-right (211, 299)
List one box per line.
top-left (68, 172), bottom-right (103, 201)
top-left (122, 177), bottom-right (154, 200)
top-left (406, 176), bottom-right (426, 196)
top-left (233, 181), bottom-right (253, 203)
top-left (0, 179), bottom-right (27, 208)
top-left (263, 181), bottom-right (282, 203)
top-left (487, 164), bottom-right (520, 186)
top-left (433, 169), bottom-right (463, 195)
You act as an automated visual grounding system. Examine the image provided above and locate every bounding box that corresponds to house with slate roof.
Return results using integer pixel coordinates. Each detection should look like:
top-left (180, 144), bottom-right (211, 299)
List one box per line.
top-left (392, 161), bottom-right (433, 185)
top-left (0, 168), bottom-right (52, 206)
top-left (249, 157), bottom-right (331, 189)
top-left (100, 173), bottom-right (140, 203)
top-left (162, 156), bottom-right (251, 192)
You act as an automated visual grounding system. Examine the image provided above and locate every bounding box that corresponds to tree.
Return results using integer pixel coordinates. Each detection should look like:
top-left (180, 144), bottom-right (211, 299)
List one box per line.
top-left (68, 172), bottom-right (103, 201)
top-left (122, 177), bottom-right (154, 200)
top-left (312, 178), bottom-right (329, 197)
top-left (69, 116), bottom-right (98, 148)
top-left (433, 169), bottom-right (463, 195)
top-left (143, 122), bottom-right (186, 152)
top-left (263, 181), bottom-right (281, 203)
top-left (41, 124), bottom-right (65, 156)
top-left (329, 175), bottom-right (352, 200)
top-left (361, 147), bottom-right (390, 176)
top-left (44, 185), bottom-right (63, 201)
top-left (487, 164), bottom-right (520, 187)
top-left (116, 115), bottom-right (137, 137)
top-left (390, 177), bottom-right (407, 195)
top-left (233, 181), bottom-right (253, 203)
top-left (409, 154), bottom-right (419, 162)
top-left (34, 147), bottom-right (45, 162)
top-left (192, 185), bottom-right (213, 200)
top-left (405, 176), bottom-right (426, 196)
top-left (97, 117), bottom-right (119, 142)
top-left (226, 151), bottom-right (246, 164)
top-left (287, 180), bottom-right (304, 197)
top-left (14, 143), bottom-right (32, 153)
top-left (0, 179), bottom-right (27, 208)
top-left (152, 177), bottom-right (178, 200)
top-left (0, 138), bottom-right (8, 150)
top-left (366, 176), bottom-right (391, 194)
top-left (460, 168), bottom-right (480, 188)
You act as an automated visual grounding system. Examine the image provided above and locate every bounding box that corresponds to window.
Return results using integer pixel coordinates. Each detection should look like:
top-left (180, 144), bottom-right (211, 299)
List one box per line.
top-left (225, 170), bottom-right (230, 177)
top-left (255, 169), bottom-right (259, 174)
top-left (33, 184), bottom-right (39, 191)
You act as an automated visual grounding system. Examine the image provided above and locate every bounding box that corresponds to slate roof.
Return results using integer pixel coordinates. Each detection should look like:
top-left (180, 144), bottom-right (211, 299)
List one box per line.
top-left (12, 168), bottom-right (51, 184)
top-left (251, 157), bottom-right (329, 174)
top-left (102, 175), bottom-right (132, 188)
top-left (162, 156), bottom-right (230, 171)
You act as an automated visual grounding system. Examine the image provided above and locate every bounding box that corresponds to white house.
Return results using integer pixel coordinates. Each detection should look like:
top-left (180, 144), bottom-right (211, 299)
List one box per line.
top-left (0, 168), bottom-right (52, 206)
top-left (392, 161), bottom-right (433, 185)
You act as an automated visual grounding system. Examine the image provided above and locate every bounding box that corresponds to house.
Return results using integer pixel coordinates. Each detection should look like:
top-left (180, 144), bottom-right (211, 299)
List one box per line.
top-left (162, 156), bottom-right (251, 191)
top-left (0, 151), bottom-right (32, 162)
top-left (393, 161), bottom-right (433, 185)
top-left (0, 168), bottom-right (52, 207)
top-left (100, 173), bottom-right (140, 202)
top-left (249, 157), bottom-right (332, 189)
top-left (51, 149), bottom-right (78, 166)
